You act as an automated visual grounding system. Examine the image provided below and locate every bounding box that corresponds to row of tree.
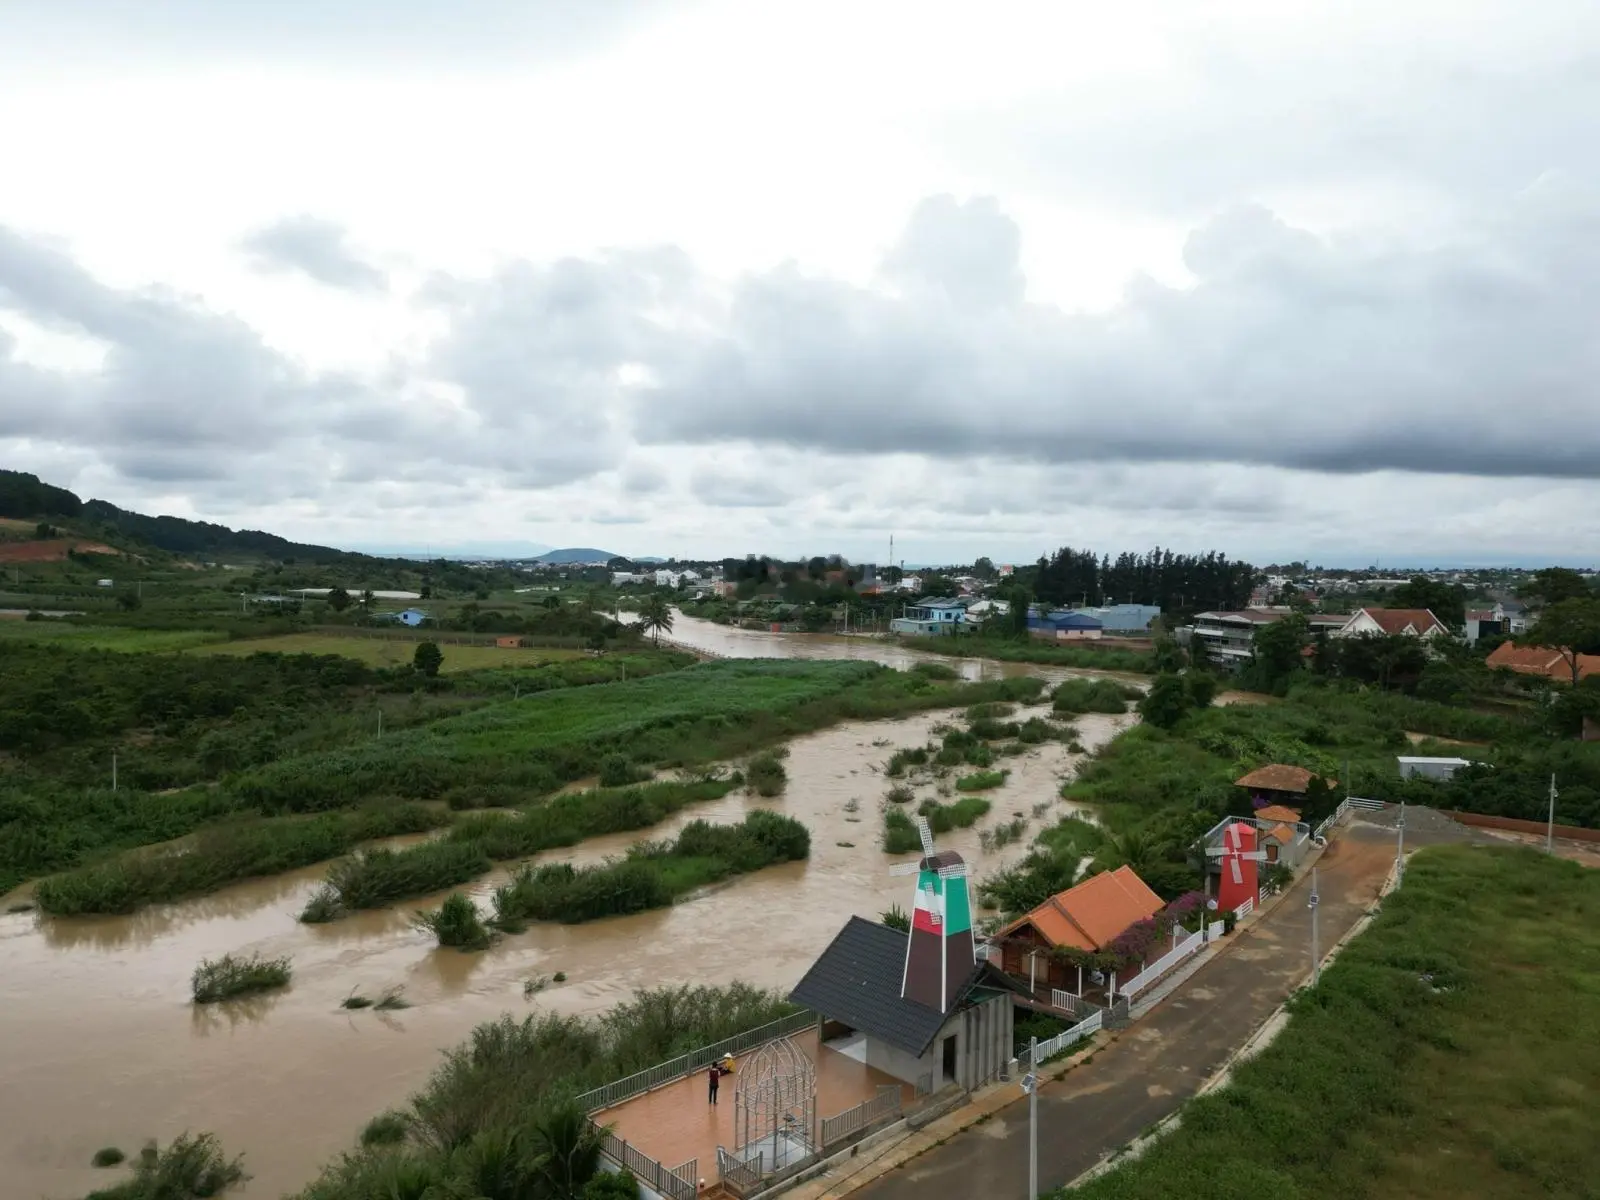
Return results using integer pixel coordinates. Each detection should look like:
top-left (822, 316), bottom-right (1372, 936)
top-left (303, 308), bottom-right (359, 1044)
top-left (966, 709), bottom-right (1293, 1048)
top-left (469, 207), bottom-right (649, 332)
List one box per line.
top-left (1022, 546), bottom-right (1255, 617)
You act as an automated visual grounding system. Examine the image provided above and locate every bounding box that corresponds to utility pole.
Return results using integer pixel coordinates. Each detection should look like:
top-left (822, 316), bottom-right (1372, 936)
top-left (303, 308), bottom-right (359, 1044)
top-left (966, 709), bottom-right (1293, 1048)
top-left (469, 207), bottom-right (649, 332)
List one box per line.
top-left (1547, 774), bottom-right (1558, 854)
top-left (112, 752), bottom-right (118, 792)
top-left (1026, 1035), bottom-right (1039, 1199)
top-left (1395, 800), bottom-right (1406, 885)
top-left (1308, 867), bottom-right (1321, 987)
top-left (377, 710), bottom-right (383, 738)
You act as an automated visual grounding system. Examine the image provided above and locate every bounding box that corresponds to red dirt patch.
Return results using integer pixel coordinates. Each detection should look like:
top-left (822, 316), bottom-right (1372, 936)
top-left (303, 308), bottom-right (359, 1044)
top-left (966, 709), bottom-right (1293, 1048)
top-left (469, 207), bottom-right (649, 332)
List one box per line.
top-left (0, 539), bottom-right (122, 563)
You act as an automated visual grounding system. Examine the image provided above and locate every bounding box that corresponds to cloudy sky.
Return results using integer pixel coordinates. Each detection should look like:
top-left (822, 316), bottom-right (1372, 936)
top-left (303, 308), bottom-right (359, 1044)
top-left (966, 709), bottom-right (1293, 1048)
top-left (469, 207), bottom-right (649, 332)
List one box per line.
top-left (2, 0), bottom-right (1597, 567)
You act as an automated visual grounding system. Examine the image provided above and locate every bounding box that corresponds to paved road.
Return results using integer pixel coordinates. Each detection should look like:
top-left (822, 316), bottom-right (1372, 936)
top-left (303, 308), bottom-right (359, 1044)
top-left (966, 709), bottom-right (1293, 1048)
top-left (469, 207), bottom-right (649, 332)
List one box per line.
top-left (854, 819), bottom-right (1473, 1199)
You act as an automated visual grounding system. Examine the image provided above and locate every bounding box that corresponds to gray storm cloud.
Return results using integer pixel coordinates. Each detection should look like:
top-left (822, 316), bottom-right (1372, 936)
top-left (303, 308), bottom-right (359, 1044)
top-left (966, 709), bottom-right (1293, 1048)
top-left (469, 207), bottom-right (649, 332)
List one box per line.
top-left (240, 217), bottom-right (389, 293)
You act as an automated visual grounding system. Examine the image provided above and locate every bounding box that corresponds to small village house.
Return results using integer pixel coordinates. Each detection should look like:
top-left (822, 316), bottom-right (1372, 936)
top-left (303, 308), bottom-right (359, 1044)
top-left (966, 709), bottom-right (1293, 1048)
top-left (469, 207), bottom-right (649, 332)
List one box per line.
top-left (495, 635), bottom-right (523, 649)
top-left (992, 865), bottom-right (1166, 1003)
top-left (1234, 764), bottom-right (1336, 810)
top-left (1335, 607), bottom-right (1448, 640)
top-left (1397, 756), bottom-right (1474, 782)
top-left (889, 598), bottom-right (966, 637)
top-left (1486, 641), bottom-right (1600, 684)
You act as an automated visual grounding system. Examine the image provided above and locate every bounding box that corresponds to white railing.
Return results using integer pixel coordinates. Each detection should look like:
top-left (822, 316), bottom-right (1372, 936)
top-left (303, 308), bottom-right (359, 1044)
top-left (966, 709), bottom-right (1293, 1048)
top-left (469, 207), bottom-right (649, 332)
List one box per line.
top-left (600, 1130), bottom-right (698, 1200)
top-left (717, 1146), bottom-right (764, 1192)
top-left (1233, 897), bottom-right (1254, 919)
top-left (820, 1085), bottom-right (903, 1149)
top-left (1049, 988), bottom-right (1101, 1018)
top-left (577, 1010), bottom-right (815, 1111)
top-left (1023, 1009), bottom-right (1103, 1065)
top-left (1117, 928), bottom-right (1205, 999)
top-left (1313, 796), bottom-right (1387, 844)
top-left (1207, 920), bottom-right (1226, 942)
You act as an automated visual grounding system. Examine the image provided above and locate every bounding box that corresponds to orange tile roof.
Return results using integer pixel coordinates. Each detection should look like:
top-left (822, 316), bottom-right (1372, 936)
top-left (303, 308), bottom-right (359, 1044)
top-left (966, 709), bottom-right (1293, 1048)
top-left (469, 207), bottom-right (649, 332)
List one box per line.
top-left (1253, 804), bottom-right (1303, 823)
top-left (1235, 764), bottom-right (1328, 793)
top-left (1265, 822), bottom-right (1296, 844)
top-left (1355, 607), bottom-right (1447, 636)
top-left (997, 865), bottom-right (1165, 952)
top-left (1487, 642), bottom-right (1600, 682)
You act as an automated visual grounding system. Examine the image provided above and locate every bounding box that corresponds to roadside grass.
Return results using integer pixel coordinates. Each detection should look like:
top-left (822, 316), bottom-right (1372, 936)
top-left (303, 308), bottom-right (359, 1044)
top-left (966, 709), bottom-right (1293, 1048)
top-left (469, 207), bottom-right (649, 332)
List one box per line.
top-left (191, 633), bottom-right (588, 673)
top-left (191, 952), bottom-right (293, 1003)
top-left (1056, 846), bottom-right (1600, 1200)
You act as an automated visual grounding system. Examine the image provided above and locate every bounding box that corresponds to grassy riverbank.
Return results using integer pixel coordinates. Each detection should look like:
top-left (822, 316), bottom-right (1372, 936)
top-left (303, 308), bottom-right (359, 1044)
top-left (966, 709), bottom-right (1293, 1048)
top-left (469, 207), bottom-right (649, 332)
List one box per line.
top-left (1057, 846), bottom-right (1600, 1200)
top-left (899, 634), bottom-right (1154, 674)
top-left (2, 644), bottom-right (690, 897)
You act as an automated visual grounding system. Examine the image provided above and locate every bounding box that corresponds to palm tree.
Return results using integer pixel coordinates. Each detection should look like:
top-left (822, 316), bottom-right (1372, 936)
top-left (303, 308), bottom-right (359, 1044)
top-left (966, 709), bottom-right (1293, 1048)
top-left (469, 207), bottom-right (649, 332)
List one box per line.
top-left (527, 1102), bottom-right (605, 1199)
top-left (435, 1126), bottom-right (544, 1200)
top-left (638, 594), bottom-right (674, 647)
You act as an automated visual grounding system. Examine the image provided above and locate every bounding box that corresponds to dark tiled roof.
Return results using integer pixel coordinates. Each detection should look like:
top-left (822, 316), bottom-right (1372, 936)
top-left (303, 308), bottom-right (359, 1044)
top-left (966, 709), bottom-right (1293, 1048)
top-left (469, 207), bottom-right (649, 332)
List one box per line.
top-left (788, 917), bottom-right (1012, 1056)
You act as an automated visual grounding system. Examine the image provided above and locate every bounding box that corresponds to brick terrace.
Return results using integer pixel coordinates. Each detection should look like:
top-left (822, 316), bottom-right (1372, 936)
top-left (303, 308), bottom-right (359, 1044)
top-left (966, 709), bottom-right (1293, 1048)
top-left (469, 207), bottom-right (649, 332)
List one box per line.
top-left (597, 1026), bottom-right (913, 1184)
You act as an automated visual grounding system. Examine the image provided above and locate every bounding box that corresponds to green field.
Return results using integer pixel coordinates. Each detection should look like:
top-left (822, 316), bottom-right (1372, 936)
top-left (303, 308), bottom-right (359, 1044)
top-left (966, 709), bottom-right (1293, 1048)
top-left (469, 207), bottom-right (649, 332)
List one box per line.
top-left (0, 621), bottom-right (227, 651)
top-left (191, 632), bottom-right (587, 672)
top-left (1060, 846), bottom-right (1600, 1200)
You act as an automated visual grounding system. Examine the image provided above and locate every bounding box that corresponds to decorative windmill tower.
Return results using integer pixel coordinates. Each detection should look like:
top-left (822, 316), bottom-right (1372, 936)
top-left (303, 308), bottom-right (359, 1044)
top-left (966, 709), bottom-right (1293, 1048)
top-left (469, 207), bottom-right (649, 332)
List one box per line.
top-left (1208, 820), bottom-right (1267, 913)
top-left (888, 816), bottom-right (974, 1012)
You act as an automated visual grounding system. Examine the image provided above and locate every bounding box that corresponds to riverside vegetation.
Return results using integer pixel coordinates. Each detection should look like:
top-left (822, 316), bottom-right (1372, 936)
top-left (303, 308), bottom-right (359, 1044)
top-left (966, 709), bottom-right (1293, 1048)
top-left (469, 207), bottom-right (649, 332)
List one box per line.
top-left (981, 668), bottom-right (1600, 918)
top-left (1054, 846), bottom-right (1600, 1200)
top-left (22, 659), bottom-right (1042, 915)
top-left (2, 640), bottom-right (689, 899)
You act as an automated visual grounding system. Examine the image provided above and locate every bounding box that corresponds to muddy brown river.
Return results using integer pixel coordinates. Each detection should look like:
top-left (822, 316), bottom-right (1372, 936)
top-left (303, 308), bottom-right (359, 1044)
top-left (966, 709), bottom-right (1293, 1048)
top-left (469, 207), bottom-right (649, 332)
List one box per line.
top-left (1, 620), bottom-right (1138, 1199)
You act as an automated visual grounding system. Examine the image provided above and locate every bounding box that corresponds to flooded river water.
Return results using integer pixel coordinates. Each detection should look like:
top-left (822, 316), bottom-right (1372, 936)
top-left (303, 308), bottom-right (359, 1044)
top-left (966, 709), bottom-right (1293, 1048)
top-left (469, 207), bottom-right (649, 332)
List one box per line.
top-left (0, 620), bottom-right (1137, 1199)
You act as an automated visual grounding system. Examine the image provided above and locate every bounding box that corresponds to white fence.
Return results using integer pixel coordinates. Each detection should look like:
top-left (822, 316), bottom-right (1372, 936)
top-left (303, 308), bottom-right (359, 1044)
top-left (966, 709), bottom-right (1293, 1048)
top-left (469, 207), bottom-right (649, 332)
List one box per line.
top-left (1117, 928), bottom-right (1205, 1000)
top-left (600, 1130), bottom-right (698, 1200)
top-left (1207, 920), bottom-right (1226, 942)
top-left (1049, 988), bottom-right (1101, 1018)
top-left (820, 1085), bottom-right (903, 1149)
top-left (1312, 796), bottom-right (1387, 843)
top-left (1233, 896), bottom-right (1254, 919)
top-left (1022, 1010), bottom-right (1103, 1066)
top-left (576, 1010), bottom-right (815, 1111)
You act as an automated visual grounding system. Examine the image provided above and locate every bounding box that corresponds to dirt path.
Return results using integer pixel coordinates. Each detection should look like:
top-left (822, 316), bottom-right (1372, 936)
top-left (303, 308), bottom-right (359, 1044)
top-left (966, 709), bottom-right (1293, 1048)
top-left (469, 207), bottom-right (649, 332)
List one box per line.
top-left (853, 819), bottom-right (1471, 1199)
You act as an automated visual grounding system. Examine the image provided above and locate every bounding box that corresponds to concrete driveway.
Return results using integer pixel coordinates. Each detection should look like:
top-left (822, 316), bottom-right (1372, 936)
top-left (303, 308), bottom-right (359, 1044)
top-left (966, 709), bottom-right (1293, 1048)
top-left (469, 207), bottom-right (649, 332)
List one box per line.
top-left (853, 817), bottom-right (1470, 1199)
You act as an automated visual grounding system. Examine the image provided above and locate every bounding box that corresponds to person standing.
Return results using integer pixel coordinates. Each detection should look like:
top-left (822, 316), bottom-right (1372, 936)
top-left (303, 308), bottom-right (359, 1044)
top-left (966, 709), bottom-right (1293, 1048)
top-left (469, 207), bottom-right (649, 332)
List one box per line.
top-left (708, 1064), bottom-right (720, 1105)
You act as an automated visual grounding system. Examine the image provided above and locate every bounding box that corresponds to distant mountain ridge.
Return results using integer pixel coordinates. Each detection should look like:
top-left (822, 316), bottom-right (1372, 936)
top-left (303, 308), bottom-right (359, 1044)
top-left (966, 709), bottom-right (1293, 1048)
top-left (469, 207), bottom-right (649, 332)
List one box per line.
top-left (538, 547), bottom-right (620, 565)
top-left (2, 468), bottom-right (388, 564)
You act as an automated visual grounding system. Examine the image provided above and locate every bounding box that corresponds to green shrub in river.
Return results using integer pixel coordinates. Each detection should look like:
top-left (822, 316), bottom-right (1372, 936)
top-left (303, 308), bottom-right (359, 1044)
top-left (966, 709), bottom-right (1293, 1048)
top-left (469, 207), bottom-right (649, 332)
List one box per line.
top-left (191, 952), bottom-right (292, 1003)
top-left (412, 892), bottom-right (493, 951)
top-left (1051, 678), bottom-right (1140, 715)
top-left (303, 841), bottom-right (492, 921)
top-left (746, 750), bottom-right (788, 796)
top-left (492, 810), bottom-right (810, 925)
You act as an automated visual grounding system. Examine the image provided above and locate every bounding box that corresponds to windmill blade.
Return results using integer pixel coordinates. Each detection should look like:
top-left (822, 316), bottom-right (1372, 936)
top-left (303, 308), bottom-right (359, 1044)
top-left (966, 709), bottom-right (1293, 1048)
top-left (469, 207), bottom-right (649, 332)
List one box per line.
top-left (1204, 846), bottom-right (1229, 857)
top-left (1241, 851), bottom-right (1268, 862)
top-left (1230, 856), bottom-right (1242, 886)
top-left (888, 862), bottom-right (922, 876)
top-left (937, 863), bottom-right (967, 879)
top-left (917, 817), bottom-right (935, 857)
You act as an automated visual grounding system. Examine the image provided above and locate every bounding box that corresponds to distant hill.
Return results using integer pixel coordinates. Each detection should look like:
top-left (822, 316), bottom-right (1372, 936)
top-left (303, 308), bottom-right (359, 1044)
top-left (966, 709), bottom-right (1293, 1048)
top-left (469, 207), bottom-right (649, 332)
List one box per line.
top-left (538, 547), bottom-right (620, 565)
top-left (0, 467), bottom-right (388, 565)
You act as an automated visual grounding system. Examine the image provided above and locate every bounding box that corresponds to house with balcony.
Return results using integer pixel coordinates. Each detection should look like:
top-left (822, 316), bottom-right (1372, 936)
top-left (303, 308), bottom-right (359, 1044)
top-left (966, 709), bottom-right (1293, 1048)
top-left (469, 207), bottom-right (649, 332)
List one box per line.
top-left (890, 598), bottom-right (966, 636)
top-left (1188, 609), bottom-right (1283, 671)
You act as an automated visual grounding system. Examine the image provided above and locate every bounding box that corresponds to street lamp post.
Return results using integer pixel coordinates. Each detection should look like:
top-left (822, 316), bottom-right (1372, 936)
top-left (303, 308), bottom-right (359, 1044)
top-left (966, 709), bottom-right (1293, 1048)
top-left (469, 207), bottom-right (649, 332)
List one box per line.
top-left (1395, 801), bottom-right (1406, 885)
top-left (1020, 1036), bottom-right (1039, 1199)
top-left (1308, 867), bottom-right (1321, 986)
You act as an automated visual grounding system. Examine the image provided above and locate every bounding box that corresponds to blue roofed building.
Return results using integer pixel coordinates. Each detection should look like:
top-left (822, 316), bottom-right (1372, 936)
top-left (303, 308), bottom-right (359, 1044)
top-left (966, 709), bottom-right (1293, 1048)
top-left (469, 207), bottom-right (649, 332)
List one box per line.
top-left (1026, 608), bottom-right (1104, 640)
top-left (390, 608), bottom-right (430, 627)
top-left (1074, 603), bottom-right (1161, 634)
top-left (890, 598), bottom-right (966, 637)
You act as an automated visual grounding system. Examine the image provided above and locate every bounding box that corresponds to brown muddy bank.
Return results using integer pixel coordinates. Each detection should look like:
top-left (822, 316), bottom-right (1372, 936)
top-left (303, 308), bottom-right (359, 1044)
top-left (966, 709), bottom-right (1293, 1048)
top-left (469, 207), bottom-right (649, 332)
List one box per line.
top-left (0, 704), bottom-right (1131, 1199)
